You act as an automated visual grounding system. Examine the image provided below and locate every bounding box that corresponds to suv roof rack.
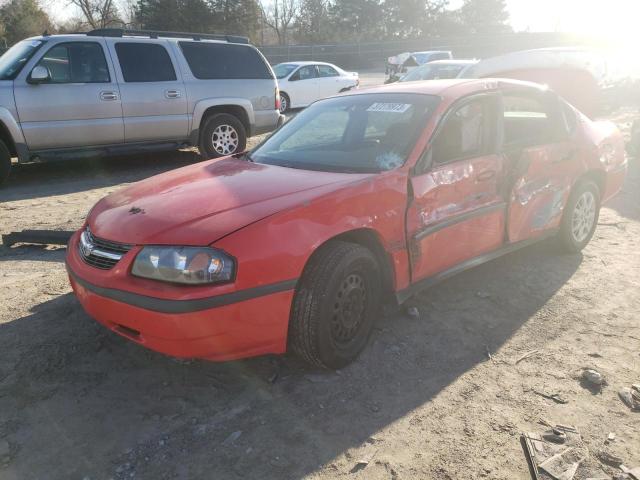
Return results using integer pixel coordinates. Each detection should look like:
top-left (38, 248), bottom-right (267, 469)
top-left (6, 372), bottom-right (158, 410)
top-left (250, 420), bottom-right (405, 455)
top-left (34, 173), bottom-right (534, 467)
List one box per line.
top-left (86, 28), bottom-right (249, 44)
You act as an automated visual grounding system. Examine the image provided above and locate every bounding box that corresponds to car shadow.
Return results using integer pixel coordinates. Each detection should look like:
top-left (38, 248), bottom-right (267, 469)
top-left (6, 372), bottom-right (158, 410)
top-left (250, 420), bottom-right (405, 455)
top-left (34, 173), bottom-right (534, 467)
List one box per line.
top-left (0, 244), bottom-right (66, 263)
top-left (0, 150), bottom-right (202, 203)
top-left (0, 238), bottom-right (583, 479)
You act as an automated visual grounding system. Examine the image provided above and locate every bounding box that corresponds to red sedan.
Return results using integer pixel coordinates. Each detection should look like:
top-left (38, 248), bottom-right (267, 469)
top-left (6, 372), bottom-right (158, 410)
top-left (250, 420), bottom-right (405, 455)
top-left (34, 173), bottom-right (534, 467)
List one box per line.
top-left (66, 79), bottom-right (627, 369)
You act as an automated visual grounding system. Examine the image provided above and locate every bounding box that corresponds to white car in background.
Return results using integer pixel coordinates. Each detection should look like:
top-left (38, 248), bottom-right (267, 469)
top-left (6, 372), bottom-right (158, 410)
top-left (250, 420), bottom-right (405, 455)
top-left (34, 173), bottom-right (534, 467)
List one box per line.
top-left (273, 61), bottom-right (359, 113)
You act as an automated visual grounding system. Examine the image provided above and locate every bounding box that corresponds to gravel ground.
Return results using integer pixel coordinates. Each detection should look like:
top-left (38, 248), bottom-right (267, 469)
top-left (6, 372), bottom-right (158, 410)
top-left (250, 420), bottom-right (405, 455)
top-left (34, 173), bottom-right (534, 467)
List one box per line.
top-left (0, 106), bottom-right (639, 480)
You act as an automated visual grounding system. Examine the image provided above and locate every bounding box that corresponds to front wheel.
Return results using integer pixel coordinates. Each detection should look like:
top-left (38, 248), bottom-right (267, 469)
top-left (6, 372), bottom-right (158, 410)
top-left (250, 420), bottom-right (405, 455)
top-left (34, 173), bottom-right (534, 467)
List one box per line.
top-left (558, 180), bottom-right (600, 252)
top-left (0, 140), bottom-right (11, 186)
top-left (289, 241), bottom-right (381, 369)
top-left (199, 113), bottom-right (246, 159)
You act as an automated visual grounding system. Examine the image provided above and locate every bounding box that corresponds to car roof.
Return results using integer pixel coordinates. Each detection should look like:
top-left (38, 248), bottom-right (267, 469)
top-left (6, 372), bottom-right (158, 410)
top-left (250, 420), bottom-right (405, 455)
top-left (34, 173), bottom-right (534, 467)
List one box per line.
top-left (278, 61), bottom-right (338, 67)
top-left (352, 78), bottom-right (546, 98)
top-left (24, 32), bottom-right (250, 46)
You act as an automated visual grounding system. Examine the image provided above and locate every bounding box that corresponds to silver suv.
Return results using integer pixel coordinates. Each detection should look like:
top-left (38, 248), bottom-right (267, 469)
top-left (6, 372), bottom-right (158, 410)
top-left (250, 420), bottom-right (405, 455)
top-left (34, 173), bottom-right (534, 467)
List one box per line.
top-left (0, 29), bottom-right (284, 185)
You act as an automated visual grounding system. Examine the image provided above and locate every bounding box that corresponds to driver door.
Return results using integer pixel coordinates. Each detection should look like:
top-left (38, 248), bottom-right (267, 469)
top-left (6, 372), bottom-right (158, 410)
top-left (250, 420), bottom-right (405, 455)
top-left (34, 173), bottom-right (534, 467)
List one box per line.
top-left (406, 93), bottom-right (507, 282)
top-left (14, 39), bottom-right (124, 150)
top-left (286, 65), bottom-right (319, 106)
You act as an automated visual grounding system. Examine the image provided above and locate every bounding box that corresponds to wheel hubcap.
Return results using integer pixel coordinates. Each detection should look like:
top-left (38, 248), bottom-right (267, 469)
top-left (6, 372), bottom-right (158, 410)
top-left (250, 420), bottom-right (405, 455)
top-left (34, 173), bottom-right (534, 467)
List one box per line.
top-left (331, 273), bottom-right (367, 345)
top-left (571, 191), bottom-right (596, 243)
top-left (279, 95), bottom-right (287, 113)
top-left (211, 124), bottom-right (239, 155)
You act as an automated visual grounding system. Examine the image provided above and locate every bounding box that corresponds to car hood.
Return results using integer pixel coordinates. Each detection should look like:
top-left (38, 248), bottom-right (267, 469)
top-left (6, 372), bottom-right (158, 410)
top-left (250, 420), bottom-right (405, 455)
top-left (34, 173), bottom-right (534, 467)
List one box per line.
top-left (89, 158), bottom-right (370, 246)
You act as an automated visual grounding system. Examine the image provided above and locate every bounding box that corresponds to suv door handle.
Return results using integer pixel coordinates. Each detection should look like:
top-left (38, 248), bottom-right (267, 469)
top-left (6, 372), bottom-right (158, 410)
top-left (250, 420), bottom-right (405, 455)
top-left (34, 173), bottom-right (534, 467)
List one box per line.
top-left (165, 90), bottom-right (181, 99)
top-left (100, 91), bottom-right (119, 101)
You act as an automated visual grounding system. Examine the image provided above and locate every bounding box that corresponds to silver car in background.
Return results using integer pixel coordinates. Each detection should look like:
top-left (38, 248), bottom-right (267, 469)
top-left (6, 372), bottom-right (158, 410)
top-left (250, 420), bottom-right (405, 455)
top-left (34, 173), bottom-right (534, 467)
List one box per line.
top-left (0, 29), bottom-right (284, 185)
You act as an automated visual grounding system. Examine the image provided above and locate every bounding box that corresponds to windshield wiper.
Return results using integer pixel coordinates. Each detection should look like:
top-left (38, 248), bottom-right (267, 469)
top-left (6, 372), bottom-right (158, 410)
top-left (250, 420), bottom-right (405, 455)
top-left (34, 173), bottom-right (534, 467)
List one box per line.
top-left (233, 151), bottom-right (254, 162)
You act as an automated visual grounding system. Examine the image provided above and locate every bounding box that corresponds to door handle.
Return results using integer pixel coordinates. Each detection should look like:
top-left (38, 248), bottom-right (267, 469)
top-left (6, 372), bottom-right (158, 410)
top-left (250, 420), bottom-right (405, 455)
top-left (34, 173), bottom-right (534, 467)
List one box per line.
top-left (165, 89), bottom-right (181, 99)
top-left (100, 91), bottom-right (118, 101)
top-left (475, 170), bottom-right (496, 182)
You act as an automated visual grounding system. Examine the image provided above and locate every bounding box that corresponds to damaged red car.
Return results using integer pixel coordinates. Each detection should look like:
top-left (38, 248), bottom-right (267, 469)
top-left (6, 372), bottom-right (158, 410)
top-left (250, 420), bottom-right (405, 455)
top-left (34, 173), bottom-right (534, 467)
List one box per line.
top-left (66, 79), bottom-right (627, 369)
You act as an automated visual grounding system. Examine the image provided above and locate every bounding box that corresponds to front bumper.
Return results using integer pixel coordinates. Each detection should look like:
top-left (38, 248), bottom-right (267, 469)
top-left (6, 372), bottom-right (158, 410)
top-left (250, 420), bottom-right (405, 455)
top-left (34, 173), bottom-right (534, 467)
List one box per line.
top-left (66, 231), bottom-right (295, 361)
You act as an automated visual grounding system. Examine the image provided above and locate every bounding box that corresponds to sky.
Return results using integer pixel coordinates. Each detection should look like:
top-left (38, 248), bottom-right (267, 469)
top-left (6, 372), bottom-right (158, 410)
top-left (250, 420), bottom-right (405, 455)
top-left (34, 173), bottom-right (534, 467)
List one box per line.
top-left (50, 0), bottom-right (640, 41)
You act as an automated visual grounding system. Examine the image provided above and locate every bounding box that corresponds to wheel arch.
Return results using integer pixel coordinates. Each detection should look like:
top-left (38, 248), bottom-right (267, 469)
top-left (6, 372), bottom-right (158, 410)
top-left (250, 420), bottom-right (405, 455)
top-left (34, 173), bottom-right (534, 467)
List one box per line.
top-left (191, 99), bottom-right (254, 142)
top-left (301, 228), bottom-right (397, 304)
top-left (0, 120), bottom-right (17, 157)
top-left (576, 169), bottom-right (606, 198)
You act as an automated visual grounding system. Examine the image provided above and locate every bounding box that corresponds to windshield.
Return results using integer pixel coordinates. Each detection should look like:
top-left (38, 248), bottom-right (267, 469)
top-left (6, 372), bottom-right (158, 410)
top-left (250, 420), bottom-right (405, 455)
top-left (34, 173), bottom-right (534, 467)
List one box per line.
top-left (0, 40), bottom-right (45, 80)
top-left (273, 63), bottom-right (298, 79)
top-left (251, 93), bottom-right (439, 173)
top-left (401, 63), bottom-right (465, 82)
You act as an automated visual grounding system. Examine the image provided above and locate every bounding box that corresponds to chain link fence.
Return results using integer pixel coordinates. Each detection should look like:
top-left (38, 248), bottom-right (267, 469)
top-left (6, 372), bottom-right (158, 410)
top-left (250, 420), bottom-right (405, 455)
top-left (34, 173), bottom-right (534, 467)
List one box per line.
top-left (258, 32), bottom-right (598, 69)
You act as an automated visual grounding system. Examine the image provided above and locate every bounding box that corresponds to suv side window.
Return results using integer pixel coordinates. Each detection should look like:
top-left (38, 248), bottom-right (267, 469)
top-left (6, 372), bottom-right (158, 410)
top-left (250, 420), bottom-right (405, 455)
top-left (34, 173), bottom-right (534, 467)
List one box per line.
top-left (431, 97), bottom-right (490, 165)
top-left (317, 65), bottom-right (339, 77)
top-left (36, 42), bottom-right (110, 83)
top-left (179, 42), bottom-right (272, 80)
top-left (115, 43), bottom-right (177, 82)
top-left (290, 65), bottom-right (317, 81)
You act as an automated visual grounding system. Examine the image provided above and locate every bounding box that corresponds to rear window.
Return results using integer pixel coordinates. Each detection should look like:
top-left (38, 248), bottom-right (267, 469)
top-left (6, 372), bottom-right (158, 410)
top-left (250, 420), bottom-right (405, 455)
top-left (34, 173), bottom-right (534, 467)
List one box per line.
top-left (115, 43), bottom-right (177, 82)
top-left (179, 42), bottom-right (273, 80)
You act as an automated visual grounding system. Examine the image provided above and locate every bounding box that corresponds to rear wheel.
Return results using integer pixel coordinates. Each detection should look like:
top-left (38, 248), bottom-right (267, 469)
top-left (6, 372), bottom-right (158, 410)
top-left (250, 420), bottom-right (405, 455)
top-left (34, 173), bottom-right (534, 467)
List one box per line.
top-left (0, 140), bottom-right (11, 186)
top-left (558, 180), bottom-right (600, 252)
top-left (279, 92), bottom-right (290, 113)
top-left (199, 113), bottom-right (246, 159)
top-left (289, 241), bottom-right (381, 369)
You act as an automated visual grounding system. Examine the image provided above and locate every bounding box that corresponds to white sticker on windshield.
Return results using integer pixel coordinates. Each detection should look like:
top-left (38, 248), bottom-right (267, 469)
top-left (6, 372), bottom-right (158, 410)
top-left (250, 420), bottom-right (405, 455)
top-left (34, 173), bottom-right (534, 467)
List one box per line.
top-left (366, 102), bottom-right (411, 113)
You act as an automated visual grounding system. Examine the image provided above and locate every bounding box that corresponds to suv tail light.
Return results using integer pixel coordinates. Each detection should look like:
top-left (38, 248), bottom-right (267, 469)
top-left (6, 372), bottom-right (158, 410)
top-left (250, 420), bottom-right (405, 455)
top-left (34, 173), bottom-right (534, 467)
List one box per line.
top-left (275, 87), bottom-right (281, 111)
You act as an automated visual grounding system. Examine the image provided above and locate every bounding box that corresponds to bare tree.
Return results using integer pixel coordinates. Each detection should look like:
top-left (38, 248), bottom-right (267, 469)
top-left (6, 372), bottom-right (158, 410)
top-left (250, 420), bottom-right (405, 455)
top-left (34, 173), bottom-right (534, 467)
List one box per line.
top-left (68, 0), bottom-right (121, 29)
top-left (260, 0), bottom-right (297, 45)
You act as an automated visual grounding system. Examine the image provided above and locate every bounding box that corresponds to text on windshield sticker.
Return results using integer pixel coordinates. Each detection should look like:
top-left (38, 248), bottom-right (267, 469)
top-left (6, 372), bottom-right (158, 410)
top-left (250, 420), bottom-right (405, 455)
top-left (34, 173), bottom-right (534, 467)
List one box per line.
top-left (366, 103), bottom-right (412, 113)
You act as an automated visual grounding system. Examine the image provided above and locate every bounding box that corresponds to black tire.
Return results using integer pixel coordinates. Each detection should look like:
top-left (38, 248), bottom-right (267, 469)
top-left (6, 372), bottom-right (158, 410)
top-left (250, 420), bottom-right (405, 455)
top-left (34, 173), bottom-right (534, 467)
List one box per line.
top-left (289, 241), bottom-right (381, 369)
top-left (199, 113), bottom-right (246, 159)
top-left (558, 180), bottom-right (600, 253)
top-left (279, 92), bottom-right (290, 113)
top-left (0, 140), bottom-right (11, 186)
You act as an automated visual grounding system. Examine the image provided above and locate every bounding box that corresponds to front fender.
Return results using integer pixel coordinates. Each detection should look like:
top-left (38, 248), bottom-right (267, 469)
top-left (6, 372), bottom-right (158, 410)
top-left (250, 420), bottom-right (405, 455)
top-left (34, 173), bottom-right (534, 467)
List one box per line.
top-left (0, 106), bottom-right (28, 160)
top-left (211, 171), bottom-right (411, 294)
top-left (191, 98), bottom-right (255, 134)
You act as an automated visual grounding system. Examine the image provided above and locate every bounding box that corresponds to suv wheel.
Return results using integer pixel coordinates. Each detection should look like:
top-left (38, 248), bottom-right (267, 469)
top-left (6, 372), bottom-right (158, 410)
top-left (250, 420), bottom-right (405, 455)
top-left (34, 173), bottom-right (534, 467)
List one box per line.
top-left (199, 113), bottom-right (247, 159)
top-left (279, 93), bottom-right (290, 113)
top-left (288, 241), bottom-right (381, 369)
top-left (0, 140), bottom-right (11, 186)
top-left (558, 180), bottom-right (600, 252)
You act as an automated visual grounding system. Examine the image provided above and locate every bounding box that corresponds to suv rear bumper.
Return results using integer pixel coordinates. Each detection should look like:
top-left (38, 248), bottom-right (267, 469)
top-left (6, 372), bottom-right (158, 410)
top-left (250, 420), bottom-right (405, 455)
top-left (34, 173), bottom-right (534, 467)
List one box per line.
top-left (253, 110), bottom-right (284, 136)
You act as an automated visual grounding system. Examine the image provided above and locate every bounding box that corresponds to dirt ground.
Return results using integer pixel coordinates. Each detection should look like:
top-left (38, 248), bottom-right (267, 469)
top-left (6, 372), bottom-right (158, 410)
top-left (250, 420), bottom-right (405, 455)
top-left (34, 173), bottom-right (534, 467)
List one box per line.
top-left (1, 103), bottom-right (639, 480)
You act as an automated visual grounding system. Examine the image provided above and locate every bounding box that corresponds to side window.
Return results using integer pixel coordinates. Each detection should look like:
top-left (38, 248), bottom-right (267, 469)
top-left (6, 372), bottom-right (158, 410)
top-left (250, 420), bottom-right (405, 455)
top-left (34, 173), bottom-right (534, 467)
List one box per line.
top-left (317, 65), bottom-right (339, 77)
top-left (179, 42), bottom-right (272, 80)
top-left (292, 65), bottom-right (317, 81)
top-left (502, 94), bottom-right (554, 146)
top-left (36, 42), bottom-right (109, 83)
top-left (115, 43), bottom-right (176, 82)
top-left (432, 98), bottom-right (488, 165)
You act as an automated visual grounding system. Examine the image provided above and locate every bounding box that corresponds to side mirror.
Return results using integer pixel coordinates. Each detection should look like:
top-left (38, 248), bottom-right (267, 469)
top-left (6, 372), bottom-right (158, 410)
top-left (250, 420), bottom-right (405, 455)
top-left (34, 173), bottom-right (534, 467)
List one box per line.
top-left (28, 66), bottom-right (49, 84)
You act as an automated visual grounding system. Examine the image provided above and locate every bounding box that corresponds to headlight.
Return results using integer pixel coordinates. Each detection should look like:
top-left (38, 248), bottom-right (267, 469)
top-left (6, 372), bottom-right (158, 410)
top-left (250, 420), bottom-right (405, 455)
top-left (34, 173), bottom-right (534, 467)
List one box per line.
top-left (132, 246), bottom-right (235, 285)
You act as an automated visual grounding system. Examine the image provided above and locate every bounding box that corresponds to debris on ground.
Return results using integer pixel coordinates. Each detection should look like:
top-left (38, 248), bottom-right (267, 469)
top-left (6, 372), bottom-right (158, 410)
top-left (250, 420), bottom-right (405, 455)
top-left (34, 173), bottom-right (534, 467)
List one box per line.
top-left (522, 425), bottom-right (590, 480)
top-left (606, 432), bottom-right (616, 444)
top-left (596, 450), bottom-right (623, 467)
top-left (515, 350), bottom-right (541, 365)
top-left (1, 229), bottom-right (73, 247)
top-left (532, 390), bottom-right (569, 404)
top-left (582, 369), bottom-right (605, 386)
top-left (618, 384), bottom-right (640, 411)
top-left (351, 447), bottom-right (378, 473)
